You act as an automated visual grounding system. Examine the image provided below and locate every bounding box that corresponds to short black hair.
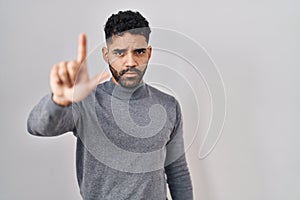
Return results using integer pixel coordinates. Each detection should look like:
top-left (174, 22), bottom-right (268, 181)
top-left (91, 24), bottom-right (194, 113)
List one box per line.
top-left (104, 10), bottom-right (151, 44)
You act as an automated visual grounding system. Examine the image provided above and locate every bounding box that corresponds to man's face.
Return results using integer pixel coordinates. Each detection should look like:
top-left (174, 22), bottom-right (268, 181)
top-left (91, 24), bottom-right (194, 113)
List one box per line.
top-left (102, 32), bottom-right (152, 88)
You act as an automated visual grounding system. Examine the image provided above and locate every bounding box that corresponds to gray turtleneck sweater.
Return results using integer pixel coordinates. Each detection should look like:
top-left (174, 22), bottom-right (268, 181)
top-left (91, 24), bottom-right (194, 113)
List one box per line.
top-left (27, 79), bottom-right (193, 200)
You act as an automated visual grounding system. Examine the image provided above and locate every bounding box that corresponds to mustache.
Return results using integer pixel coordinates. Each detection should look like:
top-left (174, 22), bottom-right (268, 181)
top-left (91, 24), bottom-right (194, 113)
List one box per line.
top-left (117, 66), bottom-right (142, 76)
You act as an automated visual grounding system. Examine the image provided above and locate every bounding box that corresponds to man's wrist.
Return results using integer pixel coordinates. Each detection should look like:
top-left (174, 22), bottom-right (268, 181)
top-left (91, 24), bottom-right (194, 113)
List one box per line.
top-left (52, 94), bottom-right (72, 107)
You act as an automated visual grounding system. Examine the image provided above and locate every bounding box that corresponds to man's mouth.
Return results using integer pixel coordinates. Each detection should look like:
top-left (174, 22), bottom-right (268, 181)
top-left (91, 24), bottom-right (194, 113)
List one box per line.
top-left (120, 68), bottom-right (140, 76)
top-left (123, 71), bottom-right (138, 77)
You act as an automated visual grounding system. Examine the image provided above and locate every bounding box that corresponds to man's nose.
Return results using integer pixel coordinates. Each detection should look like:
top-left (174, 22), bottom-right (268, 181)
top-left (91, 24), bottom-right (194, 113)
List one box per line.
top-left (124, 52), bottom-right (137, 68)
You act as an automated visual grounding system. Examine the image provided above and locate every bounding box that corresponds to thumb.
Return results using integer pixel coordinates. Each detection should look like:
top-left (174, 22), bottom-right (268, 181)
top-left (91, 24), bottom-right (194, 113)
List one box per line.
top-left (87, 70), bottom-right (111, 90)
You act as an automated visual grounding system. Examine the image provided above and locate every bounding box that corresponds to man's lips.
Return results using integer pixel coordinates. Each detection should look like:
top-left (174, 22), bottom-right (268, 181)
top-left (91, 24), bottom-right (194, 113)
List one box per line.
top-left (120, 68), bottom-right (141, 76)
top-left (125, 71), bottom-right (137, 74)
top-left (123, 71), bottom-right (138, 77)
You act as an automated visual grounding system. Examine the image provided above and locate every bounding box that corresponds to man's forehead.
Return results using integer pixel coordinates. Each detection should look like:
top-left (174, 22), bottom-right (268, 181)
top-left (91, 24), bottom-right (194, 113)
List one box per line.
top-left (107, 32), bottom-right (148, 49)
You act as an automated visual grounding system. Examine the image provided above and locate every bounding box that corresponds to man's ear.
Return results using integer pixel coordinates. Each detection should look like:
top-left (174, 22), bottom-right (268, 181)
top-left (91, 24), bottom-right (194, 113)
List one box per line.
top-left (147, 46), bottom-right (152, 60)
top-left (102, 47), bottom-right (108, 63)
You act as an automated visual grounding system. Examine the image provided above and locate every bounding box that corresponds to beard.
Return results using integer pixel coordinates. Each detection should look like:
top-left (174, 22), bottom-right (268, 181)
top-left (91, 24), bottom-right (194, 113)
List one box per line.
top-left (108, 63), bottom-right (147, 88)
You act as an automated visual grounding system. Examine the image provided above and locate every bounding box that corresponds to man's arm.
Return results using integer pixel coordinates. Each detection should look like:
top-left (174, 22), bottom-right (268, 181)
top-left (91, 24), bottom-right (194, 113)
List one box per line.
top-left (164, 100), bottom-right (193, 200)
top-left (27, 33), bottom-right (85, 137)
top-left (27, 34), bottom-right (109, 137)
top-left (27, 94), bottom-right (75, 137)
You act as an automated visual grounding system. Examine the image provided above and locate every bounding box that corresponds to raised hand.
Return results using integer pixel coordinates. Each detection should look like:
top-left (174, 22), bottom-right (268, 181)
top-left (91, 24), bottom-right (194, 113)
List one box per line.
top-left (50, 34), bottom-right (110, 106)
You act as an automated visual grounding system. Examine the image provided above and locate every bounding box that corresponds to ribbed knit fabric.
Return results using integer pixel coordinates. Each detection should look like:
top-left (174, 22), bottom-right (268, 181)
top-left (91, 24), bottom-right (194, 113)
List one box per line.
top-left (27, 79), bottom-right (193, 200)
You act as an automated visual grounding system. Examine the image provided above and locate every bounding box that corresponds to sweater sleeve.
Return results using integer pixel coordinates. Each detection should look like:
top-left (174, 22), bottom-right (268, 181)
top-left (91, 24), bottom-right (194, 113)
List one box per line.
top-left (27, 93), bottom-right (76, 137)
top-left (164, 100), bottom-right (193, 200)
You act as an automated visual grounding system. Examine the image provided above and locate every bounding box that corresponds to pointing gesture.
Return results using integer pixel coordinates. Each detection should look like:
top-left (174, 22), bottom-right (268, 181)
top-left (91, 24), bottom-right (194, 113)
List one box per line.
top-left (50, 33), bottom-right (110, 106)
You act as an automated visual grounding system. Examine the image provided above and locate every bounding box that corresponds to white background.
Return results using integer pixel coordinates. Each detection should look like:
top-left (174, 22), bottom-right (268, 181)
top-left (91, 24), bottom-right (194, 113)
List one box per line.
top-left (1, 0), bottom-right (299, 199)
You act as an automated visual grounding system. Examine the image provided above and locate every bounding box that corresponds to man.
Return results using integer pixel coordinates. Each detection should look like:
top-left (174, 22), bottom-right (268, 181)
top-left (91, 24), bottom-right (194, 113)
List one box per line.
top-left (27, 10), bottom-right (193, 200)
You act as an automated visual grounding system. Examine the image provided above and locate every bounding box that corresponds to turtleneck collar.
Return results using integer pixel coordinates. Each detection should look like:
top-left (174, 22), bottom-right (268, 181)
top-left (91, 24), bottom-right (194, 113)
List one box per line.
top-left (99, 78), bottom-right (149, 100)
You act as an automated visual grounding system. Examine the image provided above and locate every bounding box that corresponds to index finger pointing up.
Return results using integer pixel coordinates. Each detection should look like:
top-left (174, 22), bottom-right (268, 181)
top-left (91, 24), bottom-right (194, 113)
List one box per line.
top-left (77, 33), bottom-right (87, 63)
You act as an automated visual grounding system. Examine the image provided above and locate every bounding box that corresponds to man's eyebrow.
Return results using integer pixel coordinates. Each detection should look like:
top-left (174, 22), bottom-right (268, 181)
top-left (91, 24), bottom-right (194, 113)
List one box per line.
top-left (133, 48), bottom-right (147, 51)
top-left (112, 48), bottom-right (127, 53)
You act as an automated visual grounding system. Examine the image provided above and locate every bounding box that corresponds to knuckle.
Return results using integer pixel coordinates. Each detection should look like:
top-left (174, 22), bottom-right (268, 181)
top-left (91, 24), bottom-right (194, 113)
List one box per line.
top-left (51, 64), bottom-right (60, 74)
top-left (52, 64), bottom-right (59, 69)
top-left (59, 61), bottom-right (67, 67)
top-left (58, 68), bottom-right (67, 77)
top-left (67, 60), bottom-right (78, 70)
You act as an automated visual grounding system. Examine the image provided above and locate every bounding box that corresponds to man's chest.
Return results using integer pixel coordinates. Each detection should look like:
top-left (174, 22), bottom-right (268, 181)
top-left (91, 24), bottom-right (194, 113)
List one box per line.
top-left (95, 97), bottom-right (174, 152)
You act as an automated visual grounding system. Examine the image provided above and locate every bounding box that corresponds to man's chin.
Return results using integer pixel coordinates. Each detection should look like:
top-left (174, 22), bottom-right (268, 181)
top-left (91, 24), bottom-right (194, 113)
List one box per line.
top-left (118, 77), bottom-right (142, 88)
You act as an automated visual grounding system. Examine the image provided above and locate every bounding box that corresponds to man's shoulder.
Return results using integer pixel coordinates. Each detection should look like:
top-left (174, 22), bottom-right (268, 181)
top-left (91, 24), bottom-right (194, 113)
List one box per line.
top-left (145, 83), bottom-right (179, 106)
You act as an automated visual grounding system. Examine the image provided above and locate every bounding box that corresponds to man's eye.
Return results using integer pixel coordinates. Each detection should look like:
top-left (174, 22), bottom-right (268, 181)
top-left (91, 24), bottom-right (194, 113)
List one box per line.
top-left (115, 51), bottom-right (124, 56)
top-left (136, 49), bottom-right (146, 55)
